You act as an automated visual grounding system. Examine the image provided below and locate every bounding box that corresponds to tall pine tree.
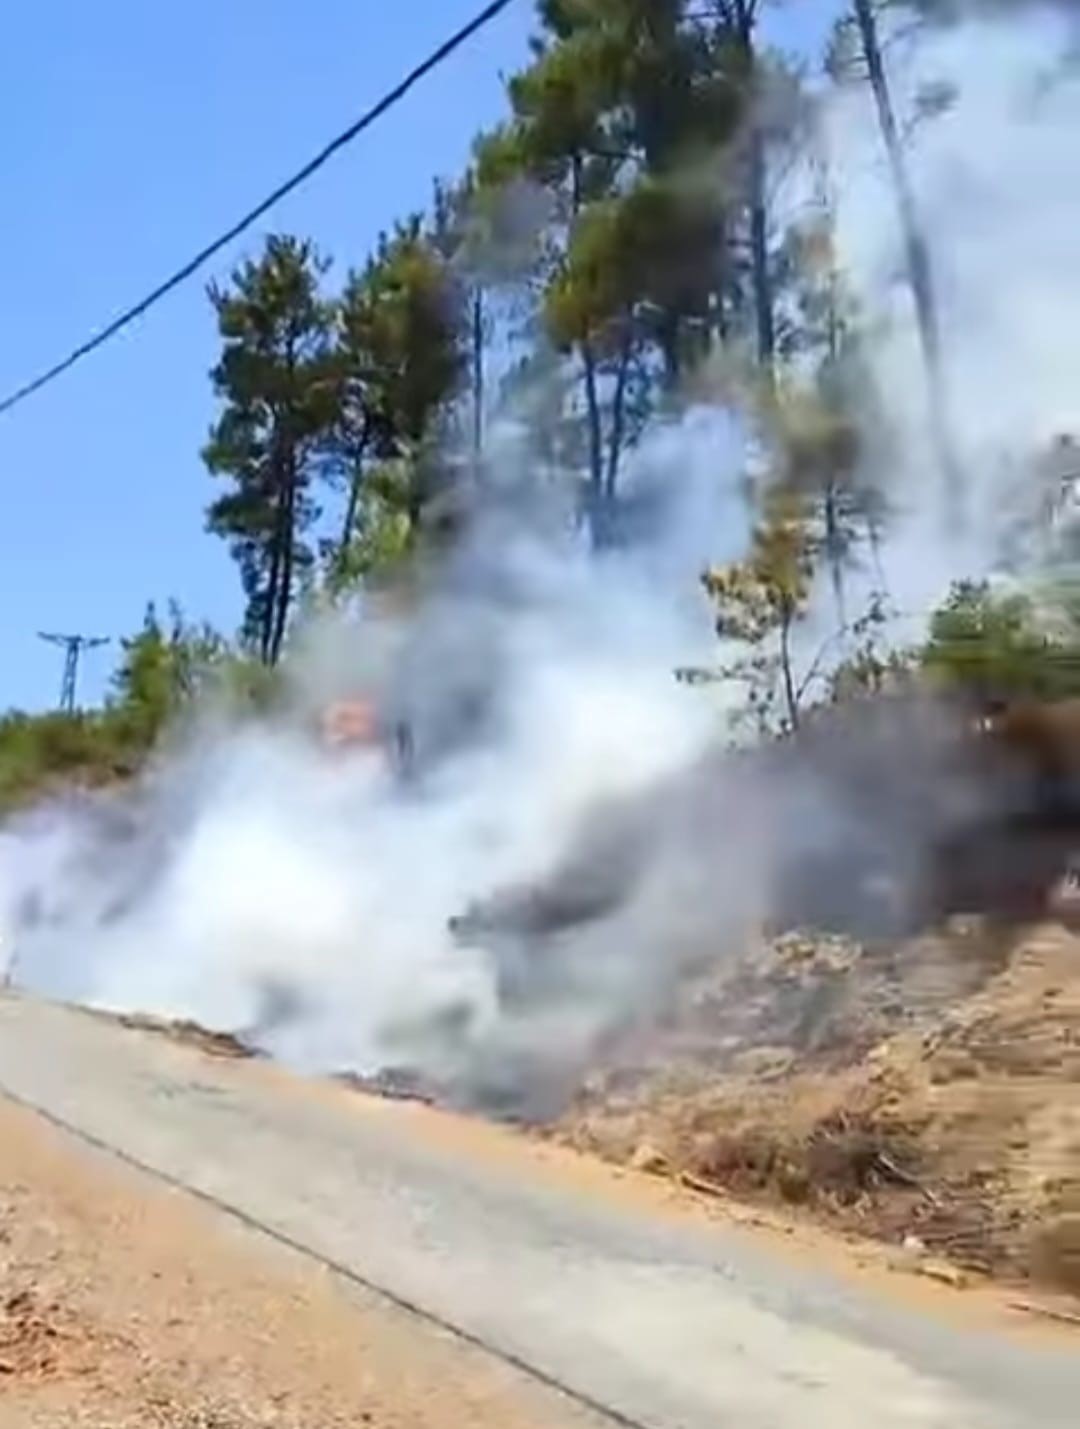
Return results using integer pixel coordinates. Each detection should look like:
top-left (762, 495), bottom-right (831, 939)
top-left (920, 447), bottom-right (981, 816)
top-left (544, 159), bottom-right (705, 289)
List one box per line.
top-left (204, 235), bottom-right (336, 664)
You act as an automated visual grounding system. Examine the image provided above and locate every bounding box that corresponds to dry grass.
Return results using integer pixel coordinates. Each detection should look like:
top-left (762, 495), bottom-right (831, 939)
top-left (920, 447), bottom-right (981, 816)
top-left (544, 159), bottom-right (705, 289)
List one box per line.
top-left (558, 922), bottom-right (1080, 1293)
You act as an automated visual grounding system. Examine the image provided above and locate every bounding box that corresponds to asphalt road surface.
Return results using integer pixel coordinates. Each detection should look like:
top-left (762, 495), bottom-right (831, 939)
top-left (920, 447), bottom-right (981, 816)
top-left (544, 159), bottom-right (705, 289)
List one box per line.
top-left (0, 993), bottom-right (1077, 1429)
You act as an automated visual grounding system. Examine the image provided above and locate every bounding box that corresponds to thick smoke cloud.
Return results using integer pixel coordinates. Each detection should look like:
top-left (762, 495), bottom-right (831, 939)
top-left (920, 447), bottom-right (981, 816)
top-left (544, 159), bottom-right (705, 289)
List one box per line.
top-left (2, 8), bottom-right (1078, 1115)
top-left (0, 414), bottom-right (761, 1110)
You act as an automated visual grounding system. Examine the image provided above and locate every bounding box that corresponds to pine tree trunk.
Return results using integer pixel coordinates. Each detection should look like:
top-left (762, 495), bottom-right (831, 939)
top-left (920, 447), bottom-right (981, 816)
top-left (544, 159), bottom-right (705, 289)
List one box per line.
top-left (660, 311), bottom-right (682, 386)
top-left (779, 605), bottom-right (800, 733)
top-left (714, 209), bottom-right (732, 348)
top-left (823, 480), bottom-right (847, 625)
top-left (569, 151), bottom-right (606, 543)
top-left (582, 341), bottom-right (605, 539)
top-left (339, 464), bottom-right (363, 556)
top-left (851, 0), bottom-right (961, 524)
top-left (734, 0), bottom-right (775, 378)
top-left (337, 420), bottom-right (371, 563)
top-left (269, 447), bottom-right (298, 667)
top-left (822, 246), bottom-right (847, 625)
top-left (472, 286), bottom-right (484, 472)
top-left (748, 130), bottom-right (775, 374)
top-left (261, 472), bottom-right (287, 666)
top-left (605, 331), bottom-right (632, 504)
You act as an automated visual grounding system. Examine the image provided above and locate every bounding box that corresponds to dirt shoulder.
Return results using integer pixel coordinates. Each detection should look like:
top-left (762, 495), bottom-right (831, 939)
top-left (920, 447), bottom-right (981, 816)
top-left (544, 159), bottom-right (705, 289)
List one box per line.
top-left (0, 1094), bottom-right (597, 1429)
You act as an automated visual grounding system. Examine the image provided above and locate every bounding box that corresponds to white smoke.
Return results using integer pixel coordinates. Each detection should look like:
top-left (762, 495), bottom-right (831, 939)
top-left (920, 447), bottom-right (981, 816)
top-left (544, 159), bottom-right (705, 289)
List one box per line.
top-left (825, 1), bottom-right (1080, 610)
top-left (2, 6), bottom-right (1078, 1110)
top-left (0, 411), bottom-right (755, 1103)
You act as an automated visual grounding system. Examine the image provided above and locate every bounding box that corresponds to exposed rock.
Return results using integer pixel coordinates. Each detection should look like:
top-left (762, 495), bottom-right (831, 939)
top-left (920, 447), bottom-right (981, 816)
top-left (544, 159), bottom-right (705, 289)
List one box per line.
top-left (629, 1143), bottom-right (670, 1176)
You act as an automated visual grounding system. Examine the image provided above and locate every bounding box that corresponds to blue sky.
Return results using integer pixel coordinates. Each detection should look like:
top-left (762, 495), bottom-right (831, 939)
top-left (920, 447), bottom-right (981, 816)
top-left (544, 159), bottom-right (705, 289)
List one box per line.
top-left (0, 0), bottom-right (837, 712)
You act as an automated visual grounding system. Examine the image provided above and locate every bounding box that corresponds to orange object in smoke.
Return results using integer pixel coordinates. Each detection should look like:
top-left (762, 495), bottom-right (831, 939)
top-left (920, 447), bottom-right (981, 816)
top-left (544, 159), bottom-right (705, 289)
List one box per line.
top-left (320, 699), bottom-right (380, 749)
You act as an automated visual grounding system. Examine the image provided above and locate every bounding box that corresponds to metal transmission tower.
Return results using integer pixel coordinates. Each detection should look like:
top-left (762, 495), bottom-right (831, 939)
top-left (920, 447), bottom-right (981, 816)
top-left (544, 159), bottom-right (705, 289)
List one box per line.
top-left (37, 632), bottom-right (109, 713)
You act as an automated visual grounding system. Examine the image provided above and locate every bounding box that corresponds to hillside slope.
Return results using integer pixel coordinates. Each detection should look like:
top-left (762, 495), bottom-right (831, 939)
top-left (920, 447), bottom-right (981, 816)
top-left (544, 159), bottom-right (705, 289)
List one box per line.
top-left (557, 920), bottom-right (1080, 1295)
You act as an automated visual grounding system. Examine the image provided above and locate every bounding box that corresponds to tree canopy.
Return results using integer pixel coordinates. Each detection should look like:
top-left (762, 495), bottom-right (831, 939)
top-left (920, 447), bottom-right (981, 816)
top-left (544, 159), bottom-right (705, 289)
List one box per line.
top-left (13, 0), bottom-right (1076, 786)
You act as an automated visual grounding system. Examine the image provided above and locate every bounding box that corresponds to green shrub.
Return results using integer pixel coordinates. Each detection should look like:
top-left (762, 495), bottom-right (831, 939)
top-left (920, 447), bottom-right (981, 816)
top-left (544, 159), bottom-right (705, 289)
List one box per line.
top-left (920, 580), bottom-right (1080, 705)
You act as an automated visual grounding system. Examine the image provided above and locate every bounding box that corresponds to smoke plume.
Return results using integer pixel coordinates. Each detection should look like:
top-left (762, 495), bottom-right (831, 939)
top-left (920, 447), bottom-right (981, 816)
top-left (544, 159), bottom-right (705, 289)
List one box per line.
top-left (2, 6), bottom-right (1079, 1115)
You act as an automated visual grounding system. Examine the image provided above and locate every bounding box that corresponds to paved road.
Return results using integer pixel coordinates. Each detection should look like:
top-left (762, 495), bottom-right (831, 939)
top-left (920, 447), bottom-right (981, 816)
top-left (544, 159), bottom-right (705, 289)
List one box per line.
top-left (0, 994), bottom-right (1076, 1429)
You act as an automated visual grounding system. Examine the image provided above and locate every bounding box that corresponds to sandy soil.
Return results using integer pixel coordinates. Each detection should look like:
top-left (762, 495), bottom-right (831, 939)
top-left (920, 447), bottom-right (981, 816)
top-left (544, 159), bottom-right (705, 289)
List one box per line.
top-left (0, 1095), bottom-right (596, 1429)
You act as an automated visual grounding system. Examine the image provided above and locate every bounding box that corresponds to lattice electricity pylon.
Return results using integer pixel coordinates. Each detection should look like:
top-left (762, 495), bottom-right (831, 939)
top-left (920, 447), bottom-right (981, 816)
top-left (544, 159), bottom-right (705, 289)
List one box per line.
top-left (37, 632), bottom-right (110, 713)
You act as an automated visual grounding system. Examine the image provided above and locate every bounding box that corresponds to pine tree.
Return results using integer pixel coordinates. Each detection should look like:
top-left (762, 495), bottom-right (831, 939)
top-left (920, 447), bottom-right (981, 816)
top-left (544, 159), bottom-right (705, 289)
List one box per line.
top-left (204, 235), bottom-right (336, 664)
top-left (330, 220), bottom-right (464, 580)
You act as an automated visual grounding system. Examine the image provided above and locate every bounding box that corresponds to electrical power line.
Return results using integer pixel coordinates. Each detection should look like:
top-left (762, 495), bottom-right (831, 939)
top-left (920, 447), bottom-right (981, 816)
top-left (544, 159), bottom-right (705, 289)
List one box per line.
top-left (0, 0), bottom-right (517, 421)
top-left (37, 632), bottom-right (110, 713)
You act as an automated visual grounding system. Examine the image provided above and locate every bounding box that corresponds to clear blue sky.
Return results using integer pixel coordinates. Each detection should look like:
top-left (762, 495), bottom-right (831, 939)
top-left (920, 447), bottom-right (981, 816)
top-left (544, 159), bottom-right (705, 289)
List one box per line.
top-left (0, 0), bottom-right (837, 712)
